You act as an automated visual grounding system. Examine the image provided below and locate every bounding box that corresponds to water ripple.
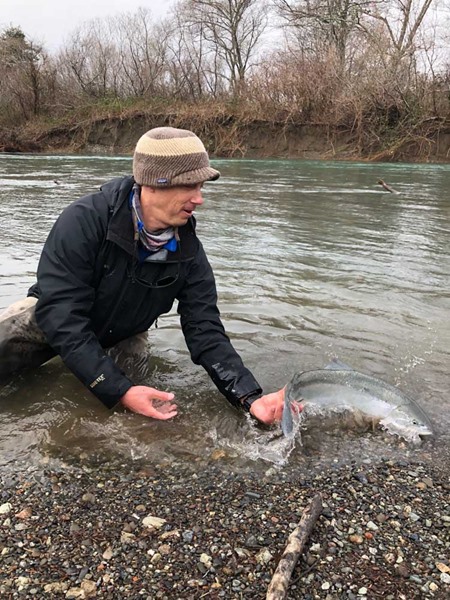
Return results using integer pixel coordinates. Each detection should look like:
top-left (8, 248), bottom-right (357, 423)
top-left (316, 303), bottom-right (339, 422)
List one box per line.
top-left (1, 155), bottom-right (449, 472)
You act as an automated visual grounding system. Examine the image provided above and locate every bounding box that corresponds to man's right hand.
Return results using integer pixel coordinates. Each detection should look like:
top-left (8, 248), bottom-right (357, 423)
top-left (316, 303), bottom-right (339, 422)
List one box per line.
top-left (120, 386), bottom-right (177, 420)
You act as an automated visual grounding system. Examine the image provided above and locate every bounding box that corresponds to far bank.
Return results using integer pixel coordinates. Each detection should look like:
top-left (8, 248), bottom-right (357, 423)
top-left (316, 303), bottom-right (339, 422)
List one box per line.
top-left (1, 109), bottom-right (450, 163)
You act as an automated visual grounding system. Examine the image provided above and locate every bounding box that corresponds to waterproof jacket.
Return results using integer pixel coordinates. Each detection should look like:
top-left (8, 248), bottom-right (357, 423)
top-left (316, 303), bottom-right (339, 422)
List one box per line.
top-left (28, 176), bottom-right (262, 409)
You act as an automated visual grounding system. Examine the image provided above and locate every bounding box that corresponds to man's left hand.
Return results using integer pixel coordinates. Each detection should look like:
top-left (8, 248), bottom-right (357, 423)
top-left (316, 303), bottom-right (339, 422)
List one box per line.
top-left (249, 388), bottom-right (303, 425)
top-left (249, 388), bottom-right (285, 425)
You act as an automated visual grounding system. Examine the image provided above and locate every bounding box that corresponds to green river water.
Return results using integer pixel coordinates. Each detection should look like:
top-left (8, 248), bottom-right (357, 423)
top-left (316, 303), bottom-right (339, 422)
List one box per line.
top-left (0, 155), bottom-right (449, 473)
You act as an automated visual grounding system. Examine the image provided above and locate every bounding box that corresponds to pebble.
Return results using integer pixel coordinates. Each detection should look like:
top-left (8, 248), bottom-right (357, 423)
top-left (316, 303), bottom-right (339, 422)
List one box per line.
top-left (182, 530), bottom-right (194, 543)
top-left (102, 546), bottom-right (113, 560)
top-left (199, 553), bottom-right (212, 568)
top-left (245, 491), bottom-right (261, 499)
top-left (436, 562), bottom-right (450, 573)
top-left (0, 457), bottom-right (448, 599)
top-left (15, 507), bottom-right (32, 519)
top-left (0, 503), bottom-right (12, 515)
top-left (353, 472), bottom-right (368, 484)
top-left (81, 492), bottom-right (95, 504)
top-left (396, 564), bottom-right (409, 577)
top-left (256, 548), bottom-right (273, 564)
top-left (142, 516), bottom-right (166, 529)
top-left (349, 534), bottom-right (364, 544)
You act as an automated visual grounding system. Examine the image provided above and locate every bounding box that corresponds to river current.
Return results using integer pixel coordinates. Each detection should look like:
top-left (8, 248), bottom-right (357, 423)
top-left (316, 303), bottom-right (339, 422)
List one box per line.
top-left (0, 155), bottom-right (449, 474)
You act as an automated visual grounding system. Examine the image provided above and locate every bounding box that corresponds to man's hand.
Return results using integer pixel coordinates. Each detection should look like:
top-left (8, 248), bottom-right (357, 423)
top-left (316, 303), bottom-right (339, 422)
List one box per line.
top-left (120, 386), bottom-right (177, 420)
top-left (249, 387), bottom-right (302, 425)
top-left (249, 388), bottom-right (285, 424)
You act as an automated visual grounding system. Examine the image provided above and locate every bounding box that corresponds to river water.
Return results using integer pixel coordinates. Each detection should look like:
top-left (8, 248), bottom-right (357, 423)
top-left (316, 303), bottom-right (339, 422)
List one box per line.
top-left (0, 155), bottom-right (449, 474)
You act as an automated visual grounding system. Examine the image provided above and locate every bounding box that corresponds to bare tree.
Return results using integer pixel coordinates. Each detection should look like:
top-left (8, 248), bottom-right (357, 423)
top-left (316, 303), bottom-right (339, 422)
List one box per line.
top-left (248, 45), bottom-right (343, 121)
top-left (367, 0), bottom-right (436, 69)
top-left (115, 8), bottom-right (170, 97)
top-left (273, 0), bottom-right (379, 67)
top-left (177, 0), bottom-right (269, 96)
top-left (352, 0), bottom-right (441, 125)
top-left (165, 7), bottom-right (228, 100)
top-left (59, 19), bottom-right (122, 99)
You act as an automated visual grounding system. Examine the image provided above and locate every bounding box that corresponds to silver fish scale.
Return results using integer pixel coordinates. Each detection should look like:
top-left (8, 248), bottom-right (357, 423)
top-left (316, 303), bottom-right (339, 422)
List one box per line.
top-left (282, 368), bottom-right (433, 439)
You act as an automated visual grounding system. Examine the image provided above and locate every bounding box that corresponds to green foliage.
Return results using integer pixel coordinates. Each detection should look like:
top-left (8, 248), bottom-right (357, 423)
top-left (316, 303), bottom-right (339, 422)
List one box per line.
top-left (1, 26), bottom-right (26, 41)
top-left (0, 25), bottom-right (41, 67)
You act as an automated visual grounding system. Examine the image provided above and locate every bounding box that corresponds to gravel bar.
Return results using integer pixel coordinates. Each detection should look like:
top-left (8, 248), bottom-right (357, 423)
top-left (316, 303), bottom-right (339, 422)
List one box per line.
top-left (0, 457), bottom-right (449, 599)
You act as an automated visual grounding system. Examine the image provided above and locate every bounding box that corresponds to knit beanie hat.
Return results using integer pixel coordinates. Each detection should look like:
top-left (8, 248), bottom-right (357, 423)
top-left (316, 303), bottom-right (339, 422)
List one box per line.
top-left (133, 127), bottom-right (220, 188)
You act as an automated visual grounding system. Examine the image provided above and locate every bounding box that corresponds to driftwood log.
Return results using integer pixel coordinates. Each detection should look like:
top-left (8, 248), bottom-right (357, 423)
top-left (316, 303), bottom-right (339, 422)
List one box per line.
top-left (377, 179), bottom-right (399, 194)
top-left (266, 494), bottom-right (323, 600)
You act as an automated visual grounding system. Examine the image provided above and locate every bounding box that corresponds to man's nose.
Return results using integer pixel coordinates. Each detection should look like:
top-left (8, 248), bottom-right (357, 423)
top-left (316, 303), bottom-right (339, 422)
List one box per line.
top-left (192, 187), bottom-right (204, 205)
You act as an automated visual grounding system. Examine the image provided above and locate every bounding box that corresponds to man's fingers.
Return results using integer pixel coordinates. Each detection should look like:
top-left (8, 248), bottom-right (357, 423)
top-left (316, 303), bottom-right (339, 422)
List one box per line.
top-left (151, 390), bottom-right (175, 402)
top-left (154, 402), bottom-right (178, 414)
top-left (120, 386), bottom-right (178, 420)
top-left (152, 408), bottom-right (178, 420)
top-left (292, 401), bottom-right (303, 414)
top-left (139, 405), bottom-right (178, 420)
top-left (274, 404), bottom-right (284, 422)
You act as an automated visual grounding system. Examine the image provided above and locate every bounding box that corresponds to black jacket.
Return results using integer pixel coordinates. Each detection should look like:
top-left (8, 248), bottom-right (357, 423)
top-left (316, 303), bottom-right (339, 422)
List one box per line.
top-left (28, 176), bottom-right (262, 409)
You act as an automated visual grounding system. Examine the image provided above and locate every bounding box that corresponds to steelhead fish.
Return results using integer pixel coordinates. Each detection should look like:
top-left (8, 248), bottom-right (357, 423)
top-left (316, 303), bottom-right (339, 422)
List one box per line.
top-left (281, 360), bottom-right (433, 444)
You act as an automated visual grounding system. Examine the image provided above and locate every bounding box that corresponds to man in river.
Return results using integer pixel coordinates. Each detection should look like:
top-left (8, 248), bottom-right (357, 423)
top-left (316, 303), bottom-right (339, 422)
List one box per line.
top-left (0, 127), bottom-right (285, 425)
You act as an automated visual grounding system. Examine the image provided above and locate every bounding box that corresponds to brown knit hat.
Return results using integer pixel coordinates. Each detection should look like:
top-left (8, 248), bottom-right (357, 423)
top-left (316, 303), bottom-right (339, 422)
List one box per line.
top-left (133, 127), bottom-right (220, 188)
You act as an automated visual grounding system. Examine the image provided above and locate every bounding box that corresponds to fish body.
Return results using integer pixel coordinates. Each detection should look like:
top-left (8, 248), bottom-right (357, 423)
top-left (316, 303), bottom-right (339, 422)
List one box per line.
top-left (281, 364), bottom-right (433, 443)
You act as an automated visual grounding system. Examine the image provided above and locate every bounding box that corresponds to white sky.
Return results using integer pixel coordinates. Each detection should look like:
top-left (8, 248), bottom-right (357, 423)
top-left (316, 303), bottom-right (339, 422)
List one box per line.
top-left (1, 0), bottom-right (176, 51)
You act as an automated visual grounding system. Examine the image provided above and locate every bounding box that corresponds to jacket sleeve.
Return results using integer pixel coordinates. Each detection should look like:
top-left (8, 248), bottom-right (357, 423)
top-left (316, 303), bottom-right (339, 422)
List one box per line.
top-left (177, 242), bottom-right (262, 407)
top-left (34, 196), bottom-right (133, 409)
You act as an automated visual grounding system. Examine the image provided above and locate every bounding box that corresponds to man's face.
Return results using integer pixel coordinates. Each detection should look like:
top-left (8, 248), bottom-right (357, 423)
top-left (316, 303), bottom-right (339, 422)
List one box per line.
top-left (140, 183), bottom-right (204, 230)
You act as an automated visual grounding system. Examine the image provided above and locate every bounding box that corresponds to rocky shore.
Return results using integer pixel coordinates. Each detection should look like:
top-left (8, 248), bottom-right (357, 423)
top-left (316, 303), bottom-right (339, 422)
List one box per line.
top-left (0, 455), bottom-right (449, 600)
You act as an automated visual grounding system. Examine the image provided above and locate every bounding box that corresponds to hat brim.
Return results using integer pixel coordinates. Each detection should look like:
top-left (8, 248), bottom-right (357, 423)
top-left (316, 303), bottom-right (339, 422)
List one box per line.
top-left (167, 167), bottom-right (220, 187)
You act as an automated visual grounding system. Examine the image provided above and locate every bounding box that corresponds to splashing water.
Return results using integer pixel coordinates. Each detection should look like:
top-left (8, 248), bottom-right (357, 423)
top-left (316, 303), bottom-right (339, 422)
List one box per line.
top-left (207, 414), bottom-right (304, 467)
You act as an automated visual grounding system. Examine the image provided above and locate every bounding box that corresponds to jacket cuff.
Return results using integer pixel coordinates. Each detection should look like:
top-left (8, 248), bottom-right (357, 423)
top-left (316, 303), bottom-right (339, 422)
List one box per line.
top-left (92, 379), bottom-right (134, 410)
top-left (240, 391), bottom-right (263, 413)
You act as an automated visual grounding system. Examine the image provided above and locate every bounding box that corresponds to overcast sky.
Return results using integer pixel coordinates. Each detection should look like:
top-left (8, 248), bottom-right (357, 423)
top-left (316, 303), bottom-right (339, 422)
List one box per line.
top-left (1, 0), bottom-right (176, 51)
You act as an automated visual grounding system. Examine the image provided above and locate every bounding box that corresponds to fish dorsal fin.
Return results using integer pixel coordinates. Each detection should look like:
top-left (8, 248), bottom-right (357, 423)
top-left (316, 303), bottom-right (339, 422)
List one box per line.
top-left (325, 358), bottom-right (354, 371)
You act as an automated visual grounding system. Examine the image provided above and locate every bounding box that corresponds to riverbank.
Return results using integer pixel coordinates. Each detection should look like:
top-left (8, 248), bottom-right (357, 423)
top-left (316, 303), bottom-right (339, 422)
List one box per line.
top-left (1, 107), bottom-right (450, 163)
top-left (1, 456), bottom-right (448, 599)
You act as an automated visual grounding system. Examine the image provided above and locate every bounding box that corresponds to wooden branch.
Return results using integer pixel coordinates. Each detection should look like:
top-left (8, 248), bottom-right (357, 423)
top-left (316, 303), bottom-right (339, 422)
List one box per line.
top-left (377, 179), bottom-right (399, 194)
top-left (266, 494), bottom-right (322, 600)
